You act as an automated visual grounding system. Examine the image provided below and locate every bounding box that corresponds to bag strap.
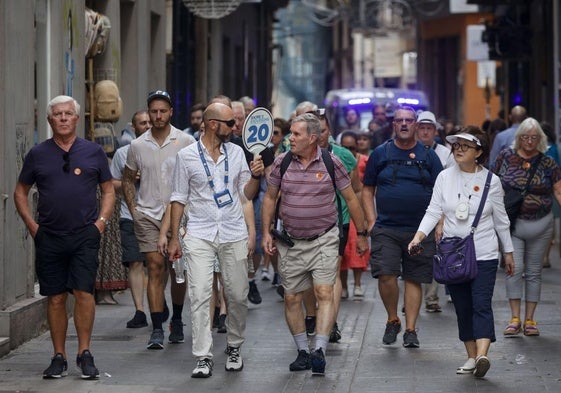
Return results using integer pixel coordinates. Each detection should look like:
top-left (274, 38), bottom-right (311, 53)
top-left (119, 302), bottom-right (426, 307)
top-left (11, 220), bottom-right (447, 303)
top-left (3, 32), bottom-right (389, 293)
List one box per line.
top-left (470, 171), bottom-right (493, 232)
top-left (521, 154), bottom-right (542, 195)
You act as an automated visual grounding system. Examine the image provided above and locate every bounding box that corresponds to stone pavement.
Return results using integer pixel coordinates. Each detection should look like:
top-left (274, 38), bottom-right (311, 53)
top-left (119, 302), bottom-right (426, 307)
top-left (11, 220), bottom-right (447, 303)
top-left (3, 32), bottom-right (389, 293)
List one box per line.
top-left (1, 251), bottom-right (561, 392)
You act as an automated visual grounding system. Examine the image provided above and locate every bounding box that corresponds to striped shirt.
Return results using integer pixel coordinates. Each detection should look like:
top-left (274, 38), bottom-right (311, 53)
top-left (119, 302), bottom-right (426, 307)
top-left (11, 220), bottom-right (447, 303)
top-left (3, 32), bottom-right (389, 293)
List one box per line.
top-left (268, 146), bottom-right (351, 238)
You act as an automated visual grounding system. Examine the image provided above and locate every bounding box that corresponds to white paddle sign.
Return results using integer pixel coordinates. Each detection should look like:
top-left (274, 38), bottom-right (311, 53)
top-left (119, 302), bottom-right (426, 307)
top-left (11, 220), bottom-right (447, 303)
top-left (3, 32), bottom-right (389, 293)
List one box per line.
top-left (242, 107), bottom-right (273, 156)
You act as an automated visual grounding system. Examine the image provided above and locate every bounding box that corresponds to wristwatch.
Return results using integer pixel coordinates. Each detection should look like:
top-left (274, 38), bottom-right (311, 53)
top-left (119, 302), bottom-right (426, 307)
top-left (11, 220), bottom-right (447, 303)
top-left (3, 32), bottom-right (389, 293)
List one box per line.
top-left (357, 229), bottom-right (369, 237)
top-left (98, 216), bottom-right (107, 224)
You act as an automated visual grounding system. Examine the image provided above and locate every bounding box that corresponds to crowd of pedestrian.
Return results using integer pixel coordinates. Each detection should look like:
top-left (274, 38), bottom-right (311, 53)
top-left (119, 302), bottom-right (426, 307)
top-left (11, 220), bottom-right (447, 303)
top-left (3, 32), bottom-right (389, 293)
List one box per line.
top-left (15, 93), bottom-right (561, 383)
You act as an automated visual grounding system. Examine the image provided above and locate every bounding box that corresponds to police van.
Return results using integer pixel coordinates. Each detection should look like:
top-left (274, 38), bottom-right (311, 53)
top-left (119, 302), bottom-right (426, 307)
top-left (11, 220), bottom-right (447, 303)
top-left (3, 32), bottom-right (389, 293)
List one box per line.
top-left (324, 88), bottom-right (430, 136)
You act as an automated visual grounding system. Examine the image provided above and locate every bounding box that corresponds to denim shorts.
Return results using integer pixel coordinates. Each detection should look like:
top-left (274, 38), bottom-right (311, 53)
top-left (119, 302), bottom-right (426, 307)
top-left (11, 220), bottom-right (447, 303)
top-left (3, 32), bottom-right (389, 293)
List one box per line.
top-left (34, 224), bottom-right (101, 296)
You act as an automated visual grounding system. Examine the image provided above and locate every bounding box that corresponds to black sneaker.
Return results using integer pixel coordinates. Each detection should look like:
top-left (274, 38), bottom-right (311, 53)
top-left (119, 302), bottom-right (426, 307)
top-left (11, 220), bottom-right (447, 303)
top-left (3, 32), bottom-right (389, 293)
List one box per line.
top-left (272, 272), bottom-right (281, 286)
top-left (126, 310), bottom-right (148, 328)
top-left (310, 348), bottom-right (326, 376)
top-left (169, 319), bottom-right (185, 343)
top-left (305, 316), bottom-right (316, 337)
top-left (147, 328), bottom-right (165, 349)
top-left (162, 301), bottom-right (170, 323)
top-left (382, 319), bottom-right (402, 345)
top-left (76, 350), bottom-right (99, 380)
top-left (403, 329), bottom-right (420, 348)
top-left (217, 314), bottom-right (227, 333)
top-left (289, 350), bottom-right (311, 371)
top-left (43, 353), bottom-right (67, 379)
top-left (329, 322), bottom-right (342, 343)
top-left (248, 281), bottom-right (262, 304)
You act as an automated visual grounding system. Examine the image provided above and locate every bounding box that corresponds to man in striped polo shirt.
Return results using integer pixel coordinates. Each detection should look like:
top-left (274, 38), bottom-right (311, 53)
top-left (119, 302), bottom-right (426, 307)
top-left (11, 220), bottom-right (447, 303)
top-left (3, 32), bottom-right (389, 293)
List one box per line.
top-left (262, 113), bottom-right (368, 376)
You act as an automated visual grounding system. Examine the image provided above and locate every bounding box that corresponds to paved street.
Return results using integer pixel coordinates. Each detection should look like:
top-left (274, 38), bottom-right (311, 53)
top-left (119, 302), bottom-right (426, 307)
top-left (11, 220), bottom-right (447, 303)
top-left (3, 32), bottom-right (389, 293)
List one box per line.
top-left (1, 249), bottom-right (561, 393)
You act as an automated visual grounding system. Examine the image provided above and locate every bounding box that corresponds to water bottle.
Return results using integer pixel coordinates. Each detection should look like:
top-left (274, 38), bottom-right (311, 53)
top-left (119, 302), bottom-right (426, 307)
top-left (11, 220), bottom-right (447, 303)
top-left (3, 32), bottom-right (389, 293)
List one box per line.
top-left (173, 259), bottom-right (185, 284)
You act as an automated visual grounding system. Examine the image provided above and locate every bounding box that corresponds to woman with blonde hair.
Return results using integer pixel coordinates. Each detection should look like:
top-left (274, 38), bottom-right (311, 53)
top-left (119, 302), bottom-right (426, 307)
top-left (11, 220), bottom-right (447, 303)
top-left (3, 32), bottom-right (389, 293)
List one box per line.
top-left (494, 117), bottom-right (561, 337)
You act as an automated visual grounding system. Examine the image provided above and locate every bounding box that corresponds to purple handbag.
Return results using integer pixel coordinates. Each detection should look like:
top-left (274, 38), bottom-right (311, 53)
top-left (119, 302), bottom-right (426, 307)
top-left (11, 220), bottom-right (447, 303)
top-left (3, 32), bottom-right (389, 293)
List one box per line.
top-left (433, 171), bottom-right (492, 285)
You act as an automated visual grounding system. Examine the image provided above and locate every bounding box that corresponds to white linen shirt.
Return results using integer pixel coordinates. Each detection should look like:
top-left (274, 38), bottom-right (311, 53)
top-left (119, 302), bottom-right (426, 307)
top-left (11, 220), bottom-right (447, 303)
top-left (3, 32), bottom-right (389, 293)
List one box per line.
top-left (170, 141), bottom-right (250, 243)
top-left (126, 126), bottom-right (195, 220)
top-left (418, 165), bottom-right (513, 260)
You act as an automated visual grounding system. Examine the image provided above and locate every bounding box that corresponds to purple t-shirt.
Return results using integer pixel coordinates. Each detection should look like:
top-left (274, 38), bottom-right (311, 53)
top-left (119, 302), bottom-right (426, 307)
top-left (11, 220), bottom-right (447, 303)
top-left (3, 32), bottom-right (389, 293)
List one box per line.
top-left (18, 137), bottom-right (112, 235)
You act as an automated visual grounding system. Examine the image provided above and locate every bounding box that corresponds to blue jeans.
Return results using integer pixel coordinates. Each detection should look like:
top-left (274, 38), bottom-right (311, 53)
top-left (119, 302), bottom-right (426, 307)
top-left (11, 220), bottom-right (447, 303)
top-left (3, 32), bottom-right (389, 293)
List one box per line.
top-left (448, 259), bottom-right (498, 343)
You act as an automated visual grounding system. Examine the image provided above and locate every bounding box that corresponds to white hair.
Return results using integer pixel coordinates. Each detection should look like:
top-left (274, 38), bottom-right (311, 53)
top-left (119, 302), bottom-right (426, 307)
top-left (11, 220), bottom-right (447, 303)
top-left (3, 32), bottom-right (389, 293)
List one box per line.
top-left (47, 95), bottom-right (81, 117)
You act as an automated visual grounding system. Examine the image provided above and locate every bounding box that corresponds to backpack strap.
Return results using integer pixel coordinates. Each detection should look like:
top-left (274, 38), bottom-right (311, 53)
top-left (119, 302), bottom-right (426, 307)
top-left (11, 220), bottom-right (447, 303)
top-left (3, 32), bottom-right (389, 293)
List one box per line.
top-left (276, 148), bottom-right (343, 231)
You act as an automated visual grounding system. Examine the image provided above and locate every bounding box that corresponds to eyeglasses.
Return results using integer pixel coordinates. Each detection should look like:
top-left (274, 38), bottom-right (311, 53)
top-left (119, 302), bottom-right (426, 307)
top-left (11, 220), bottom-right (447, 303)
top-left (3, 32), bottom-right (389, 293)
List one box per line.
top-left (520, 135), bottom-right (539, 142)
top-left (452, 142), bottom-right (477, 152)
top-left (273, 130), bottom-right (280, 135)
top-left (393, 118), bottom-right (415, 124)
top-left (62, 152), bottom-right (70, 173)
top-left (210, 118), bottom-right (236, 127)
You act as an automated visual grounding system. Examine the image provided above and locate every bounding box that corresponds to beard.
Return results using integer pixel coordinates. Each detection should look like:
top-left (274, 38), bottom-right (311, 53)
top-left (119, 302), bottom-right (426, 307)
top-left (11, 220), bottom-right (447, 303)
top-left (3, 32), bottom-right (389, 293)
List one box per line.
top-left (217, 132), bottom-right (231, 143)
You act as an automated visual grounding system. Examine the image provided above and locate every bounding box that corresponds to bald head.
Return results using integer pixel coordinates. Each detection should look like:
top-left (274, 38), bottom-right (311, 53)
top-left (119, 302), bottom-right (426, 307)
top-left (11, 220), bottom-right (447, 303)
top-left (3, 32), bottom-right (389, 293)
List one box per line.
top-left (510, 106), bottom-right (527, 124)
top-left (203, 103), bottom-right (235, 143)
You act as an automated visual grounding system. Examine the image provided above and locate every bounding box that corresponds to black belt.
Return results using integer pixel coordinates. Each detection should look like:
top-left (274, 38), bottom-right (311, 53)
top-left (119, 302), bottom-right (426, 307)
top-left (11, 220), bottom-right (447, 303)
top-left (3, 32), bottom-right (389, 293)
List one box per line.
top-left (288, 222), bottom-right (337, 241)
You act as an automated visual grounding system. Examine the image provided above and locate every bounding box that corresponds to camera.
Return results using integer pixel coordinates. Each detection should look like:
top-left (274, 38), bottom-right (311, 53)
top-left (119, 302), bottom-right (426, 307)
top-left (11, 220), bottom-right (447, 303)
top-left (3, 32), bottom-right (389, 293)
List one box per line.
top-left (271, 229), bottom-right (295, 248)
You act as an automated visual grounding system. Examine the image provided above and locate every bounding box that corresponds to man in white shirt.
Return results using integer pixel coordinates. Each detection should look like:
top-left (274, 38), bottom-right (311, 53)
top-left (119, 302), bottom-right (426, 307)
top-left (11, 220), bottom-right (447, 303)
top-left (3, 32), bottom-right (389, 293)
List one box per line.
top-left (167, 102), bottom-right (264, 378)
top-left (122, 91), bottom-right (195, 350)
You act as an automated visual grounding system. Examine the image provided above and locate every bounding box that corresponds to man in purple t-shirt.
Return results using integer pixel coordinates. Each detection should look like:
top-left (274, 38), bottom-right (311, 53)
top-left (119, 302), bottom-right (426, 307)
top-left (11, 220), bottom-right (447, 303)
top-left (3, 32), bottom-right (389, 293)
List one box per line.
top-left (14, 95), bottom-right (114, 380)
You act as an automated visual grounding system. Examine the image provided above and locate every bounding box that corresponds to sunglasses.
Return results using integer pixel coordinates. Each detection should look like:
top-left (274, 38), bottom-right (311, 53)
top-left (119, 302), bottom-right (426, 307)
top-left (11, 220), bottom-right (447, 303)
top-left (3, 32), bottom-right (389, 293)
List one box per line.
top-left (306, 108), bottom-right (326, 118)
top-left (210, 118), bottom-right (236, 127)
top-left (62, 152), bottom-right (70, 173)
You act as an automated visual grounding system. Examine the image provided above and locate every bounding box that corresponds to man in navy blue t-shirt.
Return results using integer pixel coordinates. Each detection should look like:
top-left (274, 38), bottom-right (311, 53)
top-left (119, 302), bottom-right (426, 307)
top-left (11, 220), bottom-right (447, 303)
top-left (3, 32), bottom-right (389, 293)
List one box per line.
top-left (14, 95), bottom-right (114, 380)
top-left (362, 106), bottom-right (442, 349)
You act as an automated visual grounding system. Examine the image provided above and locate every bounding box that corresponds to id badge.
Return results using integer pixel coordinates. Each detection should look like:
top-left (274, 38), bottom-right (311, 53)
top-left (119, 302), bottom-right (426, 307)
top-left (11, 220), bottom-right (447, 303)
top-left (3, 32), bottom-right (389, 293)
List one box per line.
top-left (214, 189), bottom-right (233, 208)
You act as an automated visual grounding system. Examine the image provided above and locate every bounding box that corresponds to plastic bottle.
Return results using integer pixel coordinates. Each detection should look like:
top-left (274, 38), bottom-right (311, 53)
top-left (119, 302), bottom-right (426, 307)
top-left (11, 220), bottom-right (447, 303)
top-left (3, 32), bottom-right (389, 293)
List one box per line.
top-left (173, 259), bottom-right (185, 284)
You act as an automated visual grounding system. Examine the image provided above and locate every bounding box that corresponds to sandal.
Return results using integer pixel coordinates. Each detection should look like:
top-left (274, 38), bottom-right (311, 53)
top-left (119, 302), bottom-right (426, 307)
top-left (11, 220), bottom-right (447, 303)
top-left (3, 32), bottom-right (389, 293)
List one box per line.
top-left (523, 320), bottom-right (540, 336)
top-left (503, 317), bottom-right (521, 336)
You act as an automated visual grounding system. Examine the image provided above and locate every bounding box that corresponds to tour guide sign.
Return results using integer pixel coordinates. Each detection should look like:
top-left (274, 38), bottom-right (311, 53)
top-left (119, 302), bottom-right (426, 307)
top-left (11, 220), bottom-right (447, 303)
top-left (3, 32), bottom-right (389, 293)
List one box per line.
top-left (242, 107), bottom-right (273, 157)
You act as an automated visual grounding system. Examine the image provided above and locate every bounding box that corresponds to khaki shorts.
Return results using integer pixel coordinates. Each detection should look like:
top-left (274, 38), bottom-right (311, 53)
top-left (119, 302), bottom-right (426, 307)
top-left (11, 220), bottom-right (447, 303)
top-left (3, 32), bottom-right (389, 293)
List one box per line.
top-left (133, 210), bottom-right (164, 253)
top-left (276, 225), bottom-right (339, 294)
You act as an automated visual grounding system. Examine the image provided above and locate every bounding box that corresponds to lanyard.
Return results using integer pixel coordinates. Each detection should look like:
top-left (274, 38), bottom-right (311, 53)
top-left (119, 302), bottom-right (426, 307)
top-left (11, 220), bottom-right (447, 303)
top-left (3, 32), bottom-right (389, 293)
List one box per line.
top-left (197, 141), bottom-right (229, 191)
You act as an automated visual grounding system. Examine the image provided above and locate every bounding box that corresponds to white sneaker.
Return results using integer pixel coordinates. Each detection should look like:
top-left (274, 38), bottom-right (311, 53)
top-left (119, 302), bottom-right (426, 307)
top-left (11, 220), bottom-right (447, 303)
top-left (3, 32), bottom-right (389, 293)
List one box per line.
top-left (225, 346), bottom-right (243, 371)
top-left (191, 358), bottom-right (213, 378)
top-left (353, 286), bottom-right (364, 299)
top-left (261, 268), bottom-right (271, 281)
top-left (341, 288), bottom-right (349, 299)
top-left (456, 358), bottom-right (475, 374)
top-left (473, 355), bottom-right (490, 378)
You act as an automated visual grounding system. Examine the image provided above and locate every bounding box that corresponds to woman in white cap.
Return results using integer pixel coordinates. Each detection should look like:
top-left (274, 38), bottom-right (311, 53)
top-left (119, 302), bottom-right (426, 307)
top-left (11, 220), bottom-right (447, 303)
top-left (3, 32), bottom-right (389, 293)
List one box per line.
top-left (408, 126), bottom-right (514, 378)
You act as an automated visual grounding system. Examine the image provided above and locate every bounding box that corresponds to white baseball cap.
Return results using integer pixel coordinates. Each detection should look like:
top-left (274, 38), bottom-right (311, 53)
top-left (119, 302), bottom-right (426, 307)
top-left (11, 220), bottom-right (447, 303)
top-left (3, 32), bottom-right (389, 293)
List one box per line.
top-left (446, 133), bottom-right (482, 147)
